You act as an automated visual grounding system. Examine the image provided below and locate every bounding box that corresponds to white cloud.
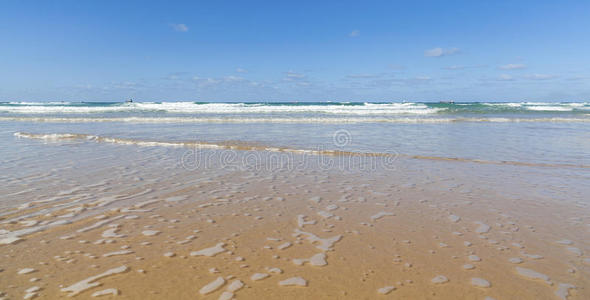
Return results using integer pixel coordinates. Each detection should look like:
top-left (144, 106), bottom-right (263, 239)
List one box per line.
top-left (349, 30), bottom-right (360, 37)
top-left (170, 23), bottom-right (189, 32)
top-left (236, 68), bottom-right (248, 73)
top-left (190, 75), bottom-right (259, 89)
top-left (444, 64), bottom-right (487, 70)
top-left (499, 63), bottom-right (526, 70)
top-left (424, 47), bottom-right (460, 57)
top-left (223, 75), bottom-right (245, 82)
top-left (524, 74), bottom-right (557, 80)
top-left (345, 73), bottom-right (382, 79)
top-left (285, 71), bottom-right (306, 80)
top-left (192, 76), bottom-right (219, 87)
top-left (163, 72), bottom-right (189, 81)
top-left (497, 74), bottom-right (514, 81)
top-left (282, 71), bottom-right (311, 87)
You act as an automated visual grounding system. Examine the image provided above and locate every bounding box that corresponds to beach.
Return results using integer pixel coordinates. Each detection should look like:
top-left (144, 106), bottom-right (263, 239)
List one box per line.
top-left (1, 102), bottom-right (589, 299)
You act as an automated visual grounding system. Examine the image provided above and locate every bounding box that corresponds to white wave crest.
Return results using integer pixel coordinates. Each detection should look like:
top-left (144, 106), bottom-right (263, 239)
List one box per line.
top-left (0, 102), bottom-right (444, 115)
top-left (526, 106), bottom-right (573, 111)
top-left (13, 132), bottom-right (81, 140)
top-left (3, 116), bottom-right (590, 124)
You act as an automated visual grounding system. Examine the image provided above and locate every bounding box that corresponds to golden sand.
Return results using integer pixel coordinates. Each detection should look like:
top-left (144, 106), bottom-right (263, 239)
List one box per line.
top-left (1, 155), bottom-right (588, 300)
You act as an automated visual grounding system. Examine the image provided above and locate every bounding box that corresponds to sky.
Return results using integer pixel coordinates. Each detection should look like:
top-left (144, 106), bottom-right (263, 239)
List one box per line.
top-left (1, 0), bottom-right (589, 102)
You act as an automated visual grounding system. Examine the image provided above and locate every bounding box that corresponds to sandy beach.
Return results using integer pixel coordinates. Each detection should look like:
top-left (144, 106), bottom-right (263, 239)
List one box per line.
top-left (3, 1), bottom-right (590, 298)
top-left (1, 141), bottom-right (588, 299)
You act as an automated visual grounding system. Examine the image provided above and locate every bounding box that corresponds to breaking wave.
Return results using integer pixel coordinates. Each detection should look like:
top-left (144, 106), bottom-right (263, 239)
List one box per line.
top-left (14, 132), bottom-right (590, 169)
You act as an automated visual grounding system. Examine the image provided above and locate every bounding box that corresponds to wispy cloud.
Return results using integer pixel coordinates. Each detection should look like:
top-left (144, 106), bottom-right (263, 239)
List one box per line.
top-left (281, 71), bottom-right (312, 87)
top-left (345, 73), bottom-right (383, 79)
top-left (497, 74), bottom-right (514, 81)
top-left (444, 65), bottom-right (465, 70)
top-left (443, 64), bottom-right (487, 70)
top-left (97, 81), bottom-right (146, 92)
top-left (190, 75), bottom-right (261, 89)
top-left (356, 75), bottom-right (435, 88)
top-left (424, 47), bottom-right (460, 57)
top-left (524, 74), bottom-right (557, 80)
top-left (236, 68), bottom-right (248, 73)
top-left (170, 23), bottom-right (189, 32)
top-left (349, 30), bottom-right (360, 37)
top-left (284, 70), bottom-right (306, 80)
top-left (499, 63), bottom-right (526, 70)
top-left (163, 72), bottom-right (189, 81)
top-left (565, 75), bottom-right (586, 81)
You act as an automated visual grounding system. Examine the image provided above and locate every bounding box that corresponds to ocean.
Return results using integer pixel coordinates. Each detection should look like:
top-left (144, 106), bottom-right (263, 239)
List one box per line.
top-left (2, 101), bottom-right (589, 299)
top-left (1, 101), bottom-right (589, 167)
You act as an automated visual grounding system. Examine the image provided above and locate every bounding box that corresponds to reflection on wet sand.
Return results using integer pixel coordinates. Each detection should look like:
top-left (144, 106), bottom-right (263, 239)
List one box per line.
top-left (1, 140), bottom-right (588, 299)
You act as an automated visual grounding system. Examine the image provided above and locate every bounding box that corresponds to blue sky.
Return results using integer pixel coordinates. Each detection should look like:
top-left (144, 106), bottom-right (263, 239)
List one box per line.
top-left (1, 0), bottom-right (589, 102)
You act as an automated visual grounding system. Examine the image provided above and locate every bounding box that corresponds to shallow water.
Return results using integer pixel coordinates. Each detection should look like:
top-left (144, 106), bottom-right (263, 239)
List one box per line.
top-left (1, 102), bottom-right (589, 299)
top-left (1, 101), bottom-right (589, 167)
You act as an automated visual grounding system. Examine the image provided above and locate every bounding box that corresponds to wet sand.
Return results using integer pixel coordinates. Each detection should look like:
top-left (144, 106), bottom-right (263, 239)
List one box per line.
top-left (1, 145), bottom-right (589, 299)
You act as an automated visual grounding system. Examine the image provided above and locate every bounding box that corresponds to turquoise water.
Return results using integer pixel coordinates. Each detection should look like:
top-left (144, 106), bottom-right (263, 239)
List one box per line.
top-left (1, 101), bottom-right (589, 168)
top-left (1, 101), bottom-right (589, 117)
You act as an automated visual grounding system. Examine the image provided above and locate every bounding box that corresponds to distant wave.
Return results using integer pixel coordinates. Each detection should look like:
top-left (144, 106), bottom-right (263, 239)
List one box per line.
top-left (13, 132), bottom-right (373, 155)
top-left (0, 102), bottom-right (443, 115)
top-left (14, 132), bottom-right (590, 169)
top-left (525, 106), bottom-right (574, 111)
top-left (2, 116), bottom-right (589, 124)
top-left (1, 102), bottom-right (588, 116)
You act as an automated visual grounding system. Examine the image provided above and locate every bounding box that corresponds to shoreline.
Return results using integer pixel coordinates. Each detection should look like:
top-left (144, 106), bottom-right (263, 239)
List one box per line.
top-left (1, 146), bottom-right (588, 299)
